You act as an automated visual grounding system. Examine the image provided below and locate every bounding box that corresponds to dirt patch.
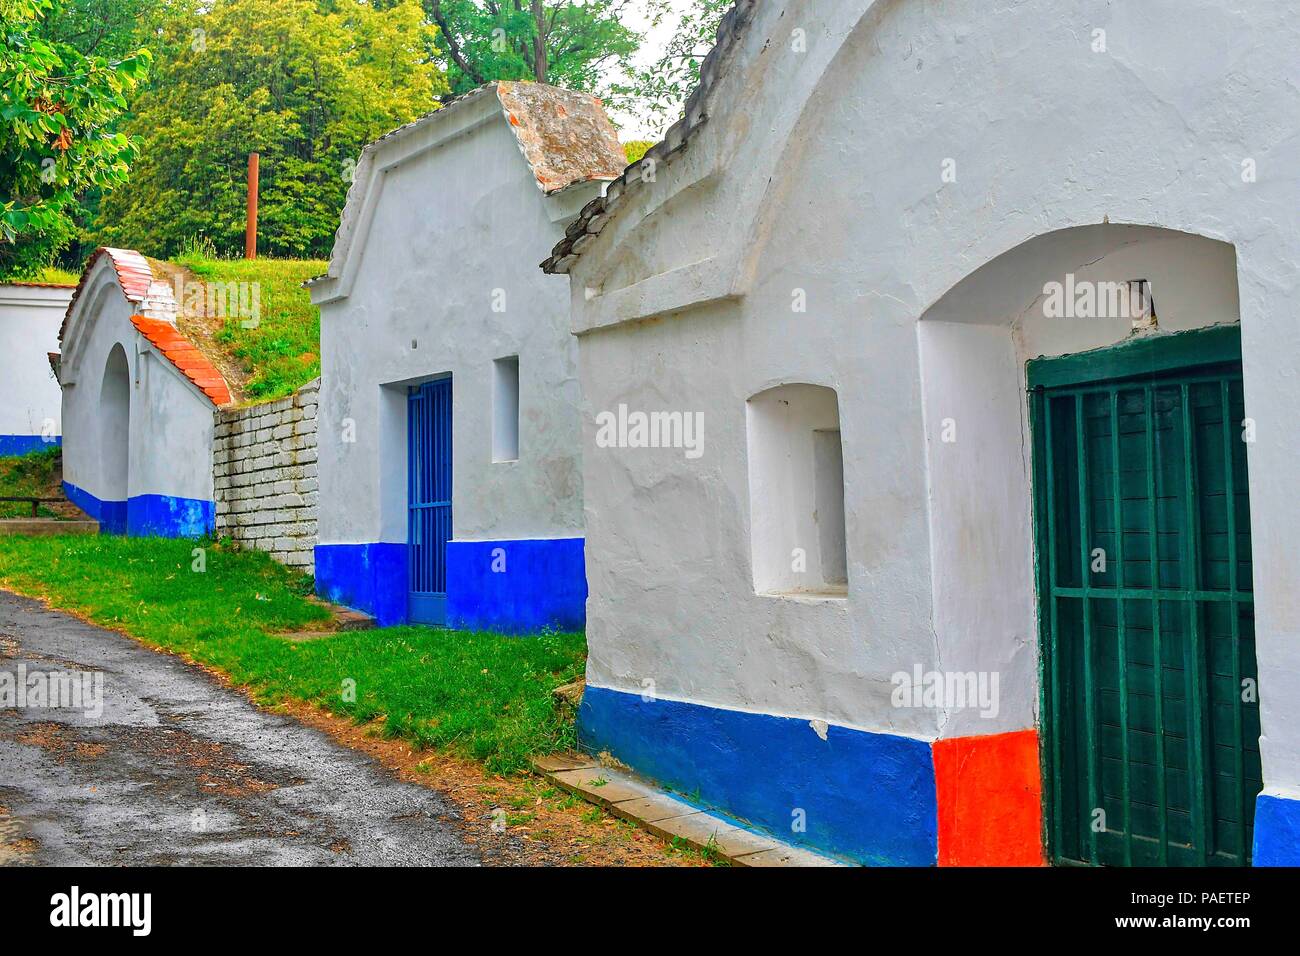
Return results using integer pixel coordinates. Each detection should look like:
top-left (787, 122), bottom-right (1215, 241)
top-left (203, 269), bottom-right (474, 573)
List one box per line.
top-left (13, 722), bottom-right (83, 759)
top-left (124, 725), bottom-right (286, 797)
top-left (272, 701), bottom-right (708, 867)
top-left (7, 723), bottom-right (109, 764)
top-left (5, 718), bottom-right (283, 799)
top-left (0, 805), bottom-right (38, 864)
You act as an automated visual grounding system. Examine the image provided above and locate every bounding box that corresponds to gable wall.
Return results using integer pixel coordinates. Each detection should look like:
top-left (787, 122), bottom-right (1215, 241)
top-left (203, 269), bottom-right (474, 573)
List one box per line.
top-left (0, 284), bottom-right (71, 454)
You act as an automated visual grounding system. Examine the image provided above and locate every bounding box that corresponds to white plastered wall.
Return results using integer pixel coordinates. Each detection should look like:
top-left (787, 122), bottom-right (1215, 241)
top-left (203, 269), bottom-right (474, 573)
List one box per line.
top-left (0, 284), bottom-right (70, 441)
top-left (315, 101), bottom-right (594, 549)
top-left (565, 0), bottom-right (1300, 787)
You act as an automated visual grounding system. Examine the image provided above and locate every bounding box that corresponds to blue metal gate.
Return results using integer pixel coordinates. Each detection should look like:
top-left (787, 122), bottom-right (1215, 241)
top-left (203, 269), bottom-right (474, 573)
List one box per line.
top-left (408, 377), bottom-right (451, 625)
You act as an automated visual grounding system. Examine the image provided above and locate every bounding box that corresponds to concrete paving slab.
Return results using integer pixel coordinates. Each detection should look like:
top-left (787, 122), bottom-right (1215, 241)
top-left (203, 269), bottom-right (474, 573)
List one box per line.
top-left (733, 845), bottom-right (843, 867)
top-left (0, 520), bottom-right (97, 536)
top-left (533, 752), bottom-right (601, 773)
top-left (609, 793), bottom-right (697, 824)
top-left (552, 767), bottom-right (653, 805)
top-left (533, 754), bottom-right (846, 866)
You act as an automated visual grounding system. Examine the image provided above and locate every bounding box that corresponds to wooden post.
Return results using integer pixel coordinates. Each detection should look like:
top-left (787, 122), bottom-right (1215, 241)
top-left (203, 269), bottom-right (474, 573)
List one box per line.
top-left (245, 152), bottom-right (259, 260)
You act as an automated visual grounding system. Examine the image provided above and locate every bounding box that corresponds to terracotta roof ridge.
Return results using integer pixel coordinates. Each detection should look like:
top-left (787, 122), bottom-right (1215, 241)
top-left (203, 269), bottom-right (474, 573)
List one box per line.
top-left (130, 314), bottom-right (232, 406)
top-left (60, 246), bottom-right (177, 343)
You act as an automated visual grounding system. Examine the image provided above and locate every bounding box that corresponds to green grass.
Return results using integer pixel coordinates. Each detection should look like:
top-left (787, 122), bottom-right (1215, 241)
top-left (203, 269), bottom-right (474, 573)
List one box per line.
top-left (0, 448), bottom-right (65, 518)
top-left (0, 535), bottom-right (586, 774)
top-left (173, 251), bottom-right (328, 402)
top-left (30, 265), bottom-right (80, 285)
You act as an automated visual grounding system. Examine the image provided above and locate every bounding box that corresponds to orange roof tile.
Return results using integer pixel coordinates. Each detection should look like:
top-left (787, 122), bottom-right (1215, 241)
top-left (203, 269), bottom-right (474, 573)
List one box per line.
top-left (60, 247), bottom-right (176, 342)
top-left (130, 315), bottom-right (232, 406)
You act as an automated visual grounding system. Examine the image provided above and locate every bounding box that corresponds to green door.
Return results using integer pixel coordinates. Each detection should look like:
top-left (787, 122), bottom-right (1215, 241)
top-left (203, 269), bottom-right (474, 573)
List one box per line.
top-left (1031, 327), bottom-right (1262, 867)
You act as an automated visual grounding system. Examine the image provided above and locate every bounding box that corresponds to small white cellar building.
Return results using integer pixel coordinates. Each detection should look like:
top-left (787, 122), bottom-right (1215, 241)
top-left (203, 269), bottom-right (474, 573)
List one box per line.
top-left (56, 247), bottom-right (231, 535)
top-left (310, 82), bottom-right (626, 629)
top-left (544, 0), bottom-right (1300, 866)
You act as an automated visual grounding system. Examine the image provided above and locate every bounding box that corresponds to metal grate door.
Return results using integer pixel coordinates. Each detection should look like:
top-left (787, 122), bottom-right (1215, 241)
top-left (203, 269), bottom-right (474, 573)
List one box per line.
top-left (408, 377), bottom-right (451, 625)
top-left (1033, 347), bottom-right (1261, 866)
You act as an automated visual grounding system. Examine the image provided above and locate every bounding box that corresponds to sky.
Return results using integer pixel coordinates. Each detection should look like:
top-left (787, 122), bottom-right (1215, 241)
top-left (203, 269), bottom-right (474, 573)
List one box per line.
top-left (605, 0), bottom-right (699, 139)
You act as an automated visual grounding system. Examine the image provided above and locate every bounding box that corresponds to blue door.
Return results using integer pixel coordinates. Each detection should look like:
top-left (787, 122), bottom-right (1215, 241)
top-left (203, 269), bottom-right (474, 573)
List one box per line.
top-left (408, 378), bottom-right (451, 625)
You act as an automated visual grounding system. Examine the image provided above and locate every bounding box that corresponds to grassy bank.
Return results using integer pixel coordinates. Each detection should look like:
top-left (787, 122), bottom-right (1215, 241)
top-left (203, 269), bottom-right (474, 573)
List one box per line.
top-left (173, 252), bottom-right (327, 402)
top-left (0, 535), bottom-right (585, 774)
top-left (0, 448), bottom-right (68, 519)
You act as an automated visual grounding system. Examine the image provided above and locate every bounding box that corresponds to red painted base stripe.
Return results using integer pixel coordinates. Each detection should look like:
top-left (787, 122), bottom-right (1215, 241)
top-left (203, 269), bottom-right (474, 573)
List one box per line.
top-left (934, 728), bottom-right (1045, 867)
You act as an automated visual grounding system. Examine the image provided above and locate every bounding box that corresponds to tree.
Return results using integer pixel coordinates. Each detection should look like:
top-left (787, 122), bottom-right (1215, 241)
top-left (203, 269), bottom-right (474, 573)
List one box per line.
top-left (94, 0), bottom-right (447, 259)
top-left (0, 0), bottom-right (149, 277)
top-left (619, 0), bottom-right (729, 136)
top-left (426, 0), bottom-right (641, 99)
top-left (40, 0), bottom-right (168, 59)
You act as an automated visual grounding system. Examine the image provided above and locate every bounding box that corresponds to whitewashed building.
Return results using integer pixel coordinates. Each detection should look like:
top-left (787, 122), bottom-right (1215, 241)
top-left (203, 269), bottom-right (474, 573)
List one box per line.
top-left (0, 281), bottom-right (73, 455)
top-left (56, 247), bottom-right (231, 535)
top-left (309, 82), bottom-right (626, 629)
top-left (544, 0), bottom-right (1300, 866)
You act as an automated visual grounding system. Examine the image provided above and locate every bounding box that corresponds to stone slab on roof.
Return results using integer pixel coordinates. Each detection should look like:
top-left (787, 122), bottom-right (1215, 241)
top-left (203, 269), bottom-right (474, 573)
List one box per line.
top-left (495, 81), bottom-right (627, 193)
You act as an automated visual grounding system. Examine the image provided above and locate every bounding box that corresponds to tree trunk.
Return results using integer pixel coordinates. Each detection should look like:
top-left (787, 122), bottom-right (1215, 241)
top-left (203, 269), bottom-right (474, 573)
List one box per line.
top-left (531, 0), bottom-right (548, 83)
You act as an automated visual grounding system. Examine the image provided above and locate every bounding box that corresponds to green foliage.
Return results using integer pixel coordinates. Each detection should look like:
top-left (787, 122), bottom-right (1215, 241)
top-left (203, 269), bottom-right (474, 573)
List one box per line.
top-left (94, 0), bottom-right (447, 259)
top-left (0, 446), bottom-right (63, 518)
top-left (0, 0), bottom-right (150, 278)
top-left (616, 0), bottom-right (729, 135)
top-left (622, 139), bottom-right (652, 164)
top-left (38, 0), bottom-right (168, 59)
top-left (427, 0), bottom-right (640, 99)
top-left (0, 534), bottom-right (587, 773)
top-left (176, 251), bottom-right (327, 401)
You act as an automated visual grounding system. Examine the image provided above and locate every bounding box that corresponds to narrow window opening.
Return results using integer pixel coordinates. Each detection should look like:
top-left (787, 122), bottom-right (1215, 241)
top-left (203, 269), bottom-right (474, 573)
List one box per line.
top-left (492, 355), bottom-right (519, 462)
top-left (746, 383), bottom-right (848, 598)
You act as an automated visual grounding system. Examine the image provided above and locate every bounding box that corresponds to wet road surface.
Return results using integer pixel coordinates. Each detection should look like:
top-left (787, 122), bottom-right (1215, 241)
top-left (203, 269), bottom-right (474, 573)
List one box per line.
top-left (0, 591), bottom-right (480, 866)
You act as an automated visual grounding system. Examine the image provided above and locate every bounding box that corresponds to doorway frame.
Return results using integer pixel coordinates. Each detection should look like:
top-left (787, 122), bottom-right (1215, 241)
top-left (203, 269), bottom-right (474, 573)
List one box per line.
top-left (407, 374), bottom-right (452, 626)
top-left (1027, 323), bottom-right (1249, 866)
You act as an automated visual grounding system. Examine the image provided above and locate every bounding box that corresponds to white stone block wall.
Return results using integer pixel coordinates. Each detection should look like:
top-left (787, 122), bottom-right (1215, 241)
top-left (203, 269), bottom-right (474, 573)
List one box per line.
top-left (212, 378), bottom-right (319, 572)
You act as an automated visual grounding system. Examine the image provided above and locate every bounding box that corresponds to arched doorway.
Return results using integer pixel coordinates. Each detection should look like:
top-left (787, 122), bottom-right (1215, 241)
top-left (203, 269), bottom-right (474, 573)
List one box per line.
top-left (918, 224), bottom-right (1259, 865)
top-left (99, 344), bottom-right (130, 533)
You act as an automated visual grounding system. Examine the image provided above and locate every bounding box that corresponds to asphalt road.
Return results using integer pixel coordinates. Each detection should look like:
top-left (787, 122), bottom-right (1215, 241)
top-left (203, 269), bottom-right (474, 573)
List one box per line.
top-left (0, 590), bottom-right (480, 866)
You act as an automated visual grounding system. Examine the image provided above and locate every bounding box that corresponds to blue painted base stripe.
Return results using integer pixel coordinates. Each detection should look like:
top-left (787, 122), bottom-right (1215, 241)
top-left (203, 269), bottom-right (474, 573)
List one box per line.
top-left (314, 542), bottom-right (408, 627)
top-left (62, 480), bottom-right (102, 522)
top-left (1253, 793), bottom-right (1300, 866)
top-left (61, 481), bottom-right (212, 538)
top-left (578, 686), bottom-right (938, 865)
top-left (126, 494), bottom-right (214, 538)
top-left (446, 537), bottom-right (586, 634)
top-left (0, 435), bottom-right (61, 457)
